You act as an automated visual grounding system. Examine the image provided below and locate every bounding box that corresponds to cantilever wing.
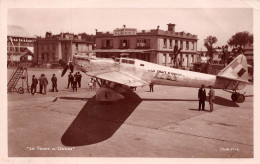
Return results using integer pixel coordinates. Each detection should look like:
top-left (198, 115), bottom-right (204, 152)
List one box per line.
top-left (86, 70), bottom-right (148, 87)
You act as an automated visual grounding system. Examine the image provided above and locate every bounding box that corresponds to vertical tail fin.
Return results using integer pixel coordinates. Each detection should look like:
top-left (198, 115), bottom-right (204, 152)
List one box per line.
top-left (217, 54), bottom-right (248, 81)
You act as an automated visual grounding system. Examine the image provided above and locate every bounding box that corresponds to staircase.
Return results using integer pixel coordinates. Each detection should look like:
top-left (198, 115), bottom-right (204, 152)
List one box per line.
top-left (7, 67), bottom-right (26, 93)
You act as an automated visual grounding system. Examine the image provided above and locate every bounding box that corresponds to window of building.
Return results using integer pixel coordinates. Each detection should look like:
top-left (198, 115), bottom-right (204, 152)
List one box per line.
top-left (163, 54), bottom-right (166, 64)
top-left (76, 43), bottom-right (78, 51)
top-left (192, 42), bottom-right (194, 50)
top-left (163, 39), bottom-right (167, 48)
top-left (175, 40), bottom-right (178, 47)
top-left (41, 53), bottom-right (44, 60)
top-left (169, 55), bottom-right (172, 64)
top-left (120, 39), bottom-right (129, 49)
top-left (102, 39), bottom-right (113, 48)
top-left (180, 41), bottom-right (183, 49)
top-left (52, 53), bottom-right (55, 61)
top-left (52, 43), bottom-right (55, 50)
top-left (136, 39), bottom-right (150, 48)
top-left (186, 41), bottom-right (189, 50)
top-left (169, 39), bottom-right (172, 48)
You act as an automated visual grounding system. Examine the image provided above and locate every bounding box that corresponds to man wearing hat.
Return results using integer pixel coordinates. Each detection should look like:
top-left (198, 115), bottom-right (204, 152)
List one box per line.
top-left (208, 85), bottom-right (215, 112)
top-left (30, 75), bottom-right (38, 95)
top-left (198, 84), bottom-right (206, 111)
top-left (51, 74), bottom-right (58, 92)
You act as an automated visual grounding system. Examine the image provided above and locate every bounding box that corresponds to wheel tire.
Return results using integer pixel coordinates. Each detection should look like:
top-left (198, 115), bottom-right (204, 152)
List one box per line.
top-left (237, 94), bottom-right (245, 103)
top-left (18, 87), bottom-right (24, 94)
top-left (231, 93), bottom-right (238, 102)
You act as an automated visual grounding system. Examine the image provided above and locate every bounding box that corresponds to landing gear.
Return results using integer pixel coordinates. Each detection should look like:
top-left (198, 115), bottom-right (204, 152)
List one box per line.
top-left (231, 92), bottom-right (245, 103)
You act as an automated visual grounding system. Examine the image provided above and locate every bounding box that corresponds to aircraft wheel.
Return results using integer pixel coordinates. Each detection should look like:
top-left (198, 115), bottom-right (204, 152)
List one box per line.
top-left (237, 94), bottom-right (245, 103)
top-left (231, 92), bottom-right (238, 102)
top-left (18, 87), bottom-right (24, 94)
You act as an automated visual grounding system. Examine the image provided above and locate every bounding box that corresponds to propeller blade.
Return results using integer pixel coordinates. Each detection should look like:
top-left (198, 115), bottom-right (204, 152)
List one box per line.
top-left (59, 59), bottom-right (67, 67)
top-left (69, 62), bottom-right (74, 73)
top-left (61, 65), bottom-right (69, 77)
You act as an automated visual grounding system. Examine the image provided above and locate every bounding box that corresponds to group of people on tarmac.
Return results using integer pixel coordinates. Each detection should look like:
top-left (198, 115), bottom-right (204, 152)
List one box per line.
top-left (198, 84), bottom-right (215, 112)
top-left (30, 71), bottom-right (83, 95)
top-left (67, 72), bottom-right (82, 92)
top-left (30, 73), bottom-right (58, 95)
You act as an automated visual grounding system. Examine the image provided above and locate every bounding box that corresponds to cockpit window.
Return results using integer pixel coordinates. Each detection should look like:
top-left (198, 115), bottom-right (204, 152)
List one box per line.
top-left (121, 59), bottom-right (135, 64)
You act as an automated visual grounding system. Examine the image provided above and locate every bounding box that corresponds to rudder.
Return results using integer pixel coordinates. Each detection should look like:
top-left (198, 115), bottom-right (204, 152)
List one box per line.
top-left (217, 54), bottom-right (248, 81)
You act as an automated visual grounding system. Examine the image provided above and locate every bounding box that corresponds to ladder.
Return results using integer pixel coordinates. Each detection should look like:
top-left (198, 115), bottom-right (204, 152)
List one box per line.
top-left (7, 67), bottom-right (26, 93)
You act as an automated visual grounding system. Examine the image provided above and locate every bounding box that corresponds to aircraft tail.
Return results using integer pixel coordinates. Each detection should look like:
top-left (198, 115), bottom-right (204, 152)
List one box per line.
top-left (217, 54), bottom-right (248, 82)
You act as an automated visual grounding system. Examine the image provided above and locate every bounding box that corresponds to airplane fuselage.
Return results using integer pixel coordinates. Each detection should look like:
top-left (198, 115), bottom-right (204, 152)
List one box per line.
top-left (74, 57), bottom-right (246, 90)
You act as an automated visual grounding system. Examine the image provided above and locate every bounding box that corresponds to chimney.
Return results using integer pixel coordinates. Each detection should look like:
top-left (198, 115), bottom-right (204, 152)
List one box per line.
top-left (167, 23), bottom-right (175, 32)
top-left (157, 25), bottom-right (160, 30)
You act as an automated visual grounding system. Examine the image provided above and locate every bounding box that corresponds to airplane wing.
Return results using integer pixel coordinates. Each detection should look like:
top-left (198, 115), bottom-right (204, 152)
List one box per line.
top-left (86, 70), bottom-right (148, 87)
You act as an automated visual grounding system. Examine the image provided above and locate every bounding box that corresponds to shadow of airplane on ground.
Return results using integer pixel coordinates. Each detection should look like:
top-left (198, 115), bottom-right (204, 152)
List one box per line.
top-left (61, 86), bottom-right (142, 146)
top-left (206, 96), bottom-right (239, 107)
top-left (60, 90), bottom-right (239, 146)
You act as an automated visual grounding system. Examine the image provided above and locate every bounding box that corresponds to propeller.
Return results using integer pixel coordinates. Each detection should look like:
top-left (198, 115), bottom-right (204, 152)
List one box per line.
top-left (59, 59), bottom-right (74, 77)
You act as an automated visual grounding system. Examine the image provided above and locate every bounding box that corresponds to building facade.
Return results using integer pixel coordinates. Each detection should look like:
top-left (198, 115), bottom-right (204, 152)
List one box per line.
top-left (7, 35), bottom-right (36, 67)
top-left (34, 33), bottom-right (94, 68)
top-left (95, 23), bottom-right (198, 68)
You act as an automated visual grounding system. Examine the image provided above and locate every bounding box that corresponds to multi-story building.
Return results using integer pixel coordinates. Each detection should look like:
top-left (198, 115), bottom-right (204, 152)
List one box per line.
top-left (34, 32), bottom-right (94, 68)
top-left (7, 25), bottom-right (36, 67)
top-left (95, 23), bottom-right (198, 68)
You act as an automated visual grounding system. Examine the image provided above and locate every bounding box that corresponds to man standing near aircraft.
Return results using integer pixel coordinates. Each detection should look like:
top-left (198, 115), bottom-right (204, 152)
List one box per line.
top-left (67, 72), bottom-right (74, 89)
top-left (198, 85), bottom-right (206, 111)
top-left (51, 74), bottom-right (58, 92)
top-left (208, 85), bottom-right (215, 112)
top-left (30, 75), bottom-right (38, 95)
top-left (149, 83), bottom-right (154, 92)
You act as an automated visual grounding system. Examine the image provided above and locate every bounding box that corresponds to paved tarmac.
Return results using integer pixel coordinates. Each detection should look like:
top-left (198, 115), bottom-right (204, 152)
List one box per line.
top-left (8, 68), bottom-right (253, 157)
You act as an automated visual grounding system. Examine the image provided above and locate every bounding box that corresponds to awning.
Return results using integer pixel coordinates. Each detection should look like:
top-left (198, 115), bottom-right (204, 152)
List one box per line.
top-left (77, 49), bottom-right (155, 53)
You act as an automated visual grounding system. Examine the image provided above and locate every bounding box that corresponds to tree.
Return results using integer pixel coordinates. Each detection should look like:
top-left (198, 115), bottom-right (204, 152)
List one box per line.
top-left (227, 31), bottom-right (253, 48)
top-left (204, 36), bottom-right (218, 64)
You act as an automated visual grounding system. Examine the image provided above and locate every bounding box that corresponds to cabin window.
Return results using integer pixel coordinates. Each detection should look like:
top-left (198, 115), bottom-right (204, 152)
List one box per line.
top-left (122, 59), bottom-right (128, 63)
top-left (129, 60), bottom-right (135, 64)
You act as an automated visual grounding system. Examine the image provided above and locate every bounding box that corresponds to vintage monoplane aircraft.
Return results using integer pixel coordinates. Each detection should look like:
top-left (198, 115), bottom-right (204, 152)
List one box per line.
top-left (59, 53), bottom-right (250, 103)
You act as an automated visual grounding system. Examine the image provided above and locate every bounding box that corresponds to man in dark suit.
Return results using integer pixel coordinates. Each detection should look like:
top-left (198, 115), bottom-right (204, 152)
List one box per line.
top-left (198, 84), bottom-right (206, 111)
top-left (67, 72), bottom-right (74, 89)
top-left (30, 75), bottom-right (38, 95)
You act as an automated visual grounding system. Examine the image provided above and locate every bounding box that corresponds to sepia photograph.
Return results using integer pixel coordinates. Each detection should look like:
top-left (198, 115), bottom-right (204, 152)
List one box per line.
top-left (1, 0), bottom-right (258, 162)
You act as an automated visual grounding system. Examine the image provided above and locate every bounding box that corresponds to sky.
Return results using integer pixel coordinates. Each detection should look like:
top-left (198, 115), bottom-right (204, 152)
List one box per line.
top-left (7, 8), bottom-right (253, 51)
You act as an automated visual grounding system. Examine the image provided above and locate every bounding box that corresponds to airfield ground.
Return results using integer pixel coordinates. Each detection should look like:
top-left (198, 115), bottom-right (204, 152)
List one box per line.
top-left (8, 68), bottom-right (253, 157)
